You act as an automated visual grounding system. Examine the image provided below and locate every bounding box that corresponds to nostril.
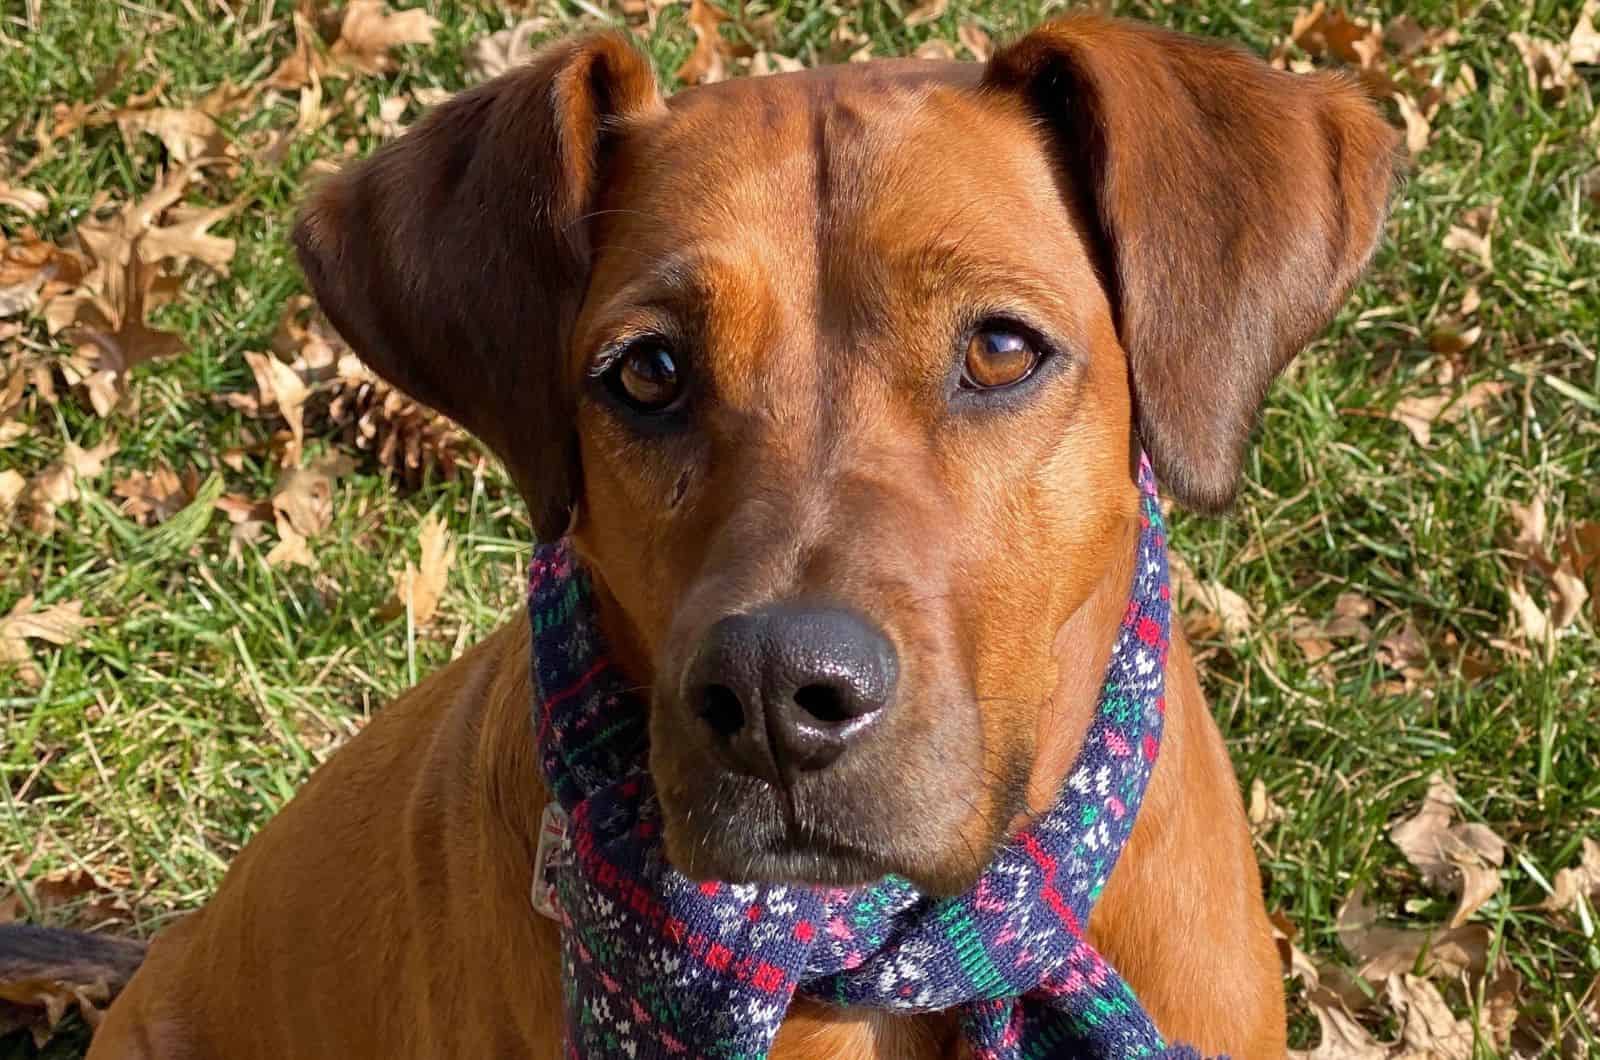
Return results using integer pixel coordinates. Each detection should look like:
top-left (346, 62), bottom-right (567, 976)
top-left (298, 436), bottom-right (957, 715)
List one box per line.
top-left (792, 683), bottom-right (853, 725)
top-left (698, 683), bottom-right (745, 737)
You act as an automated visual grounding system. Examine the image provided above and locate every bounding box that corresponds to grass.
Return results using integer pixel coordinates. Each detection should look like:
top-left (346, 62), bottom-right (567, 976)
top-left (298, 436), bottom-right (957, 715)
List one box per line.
top-left (2, 0), bottom-right (1597, 1056)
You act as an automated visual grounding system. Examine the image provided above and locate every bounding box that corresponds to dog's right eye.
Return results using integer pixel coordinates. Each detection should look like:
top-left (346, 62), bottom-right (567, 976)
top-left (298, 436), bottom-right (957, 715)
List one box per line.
top-left (604, 340), bottom-right (684, 413)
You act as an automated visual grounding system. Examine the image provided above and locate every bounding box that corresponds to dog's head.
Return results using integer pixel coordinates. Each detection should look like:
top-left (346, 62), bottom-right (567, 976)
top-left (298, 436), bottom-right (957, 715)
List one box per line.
top-left (295, 18), bottom-right (1398, 895)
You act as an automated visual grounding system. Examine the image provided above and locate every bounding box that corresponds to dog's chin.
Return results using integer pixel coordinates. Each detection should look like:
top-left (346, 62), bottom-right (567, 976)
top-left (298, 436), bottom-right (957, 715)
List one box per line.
top-left (658, 776), bottom-right (1005, 899)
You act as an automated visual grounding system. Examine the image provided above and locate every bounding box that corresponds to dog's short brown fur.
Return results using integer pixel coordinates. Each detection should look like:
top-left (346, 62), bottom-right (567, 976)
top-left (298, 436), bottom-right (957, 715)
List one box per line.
top-left (59, 15), bottom-right (1398, 1059)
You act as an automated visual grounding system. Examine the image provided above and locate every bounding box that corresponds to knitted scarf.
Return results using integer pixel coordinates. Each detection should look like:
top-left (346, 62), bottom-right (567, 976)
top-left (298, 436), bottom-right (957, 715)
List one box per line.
top-left (529, 458), bottom-right (1202, 1059)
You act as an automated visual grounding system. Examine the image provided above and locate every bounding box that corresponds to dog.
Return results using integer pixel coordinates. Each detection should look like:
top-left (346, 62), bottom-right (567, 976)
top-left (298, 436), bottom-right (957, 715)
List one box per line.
top-left (3, 14), bottom-right (1399, 1058)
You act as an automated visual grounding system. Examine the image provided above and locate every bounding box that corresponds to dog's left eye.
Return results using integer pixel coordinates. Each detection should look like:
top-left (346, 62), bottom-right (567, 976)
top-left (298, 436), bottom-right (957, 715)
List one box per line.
top-left (961, 326), bottom-right (1042, 390)
top-left (604, 340), bottom-right (684, 413)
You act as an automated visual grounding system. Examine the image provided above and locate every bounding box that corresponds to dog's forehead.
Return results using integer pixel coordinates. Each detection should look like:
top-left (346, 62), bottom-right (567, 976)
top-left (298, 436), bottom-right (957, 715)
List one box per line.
top-left (607, 60), bottom-right (1060, 240)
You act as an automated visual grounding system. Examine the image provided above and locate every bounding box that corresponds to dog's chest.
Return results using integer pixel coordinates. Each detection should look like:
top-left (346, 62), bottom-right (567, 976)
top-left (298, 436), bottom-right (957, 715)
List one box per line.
top-left (770, 1000), bottom-right (966, 1059)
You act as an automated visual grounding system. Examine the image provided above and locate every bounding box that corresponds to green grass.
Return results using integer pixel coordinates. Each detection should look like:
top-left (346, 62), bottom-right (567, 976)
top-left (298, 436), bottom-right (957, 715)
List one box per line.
top-left (2, 0), bottom-right (1597, 1056)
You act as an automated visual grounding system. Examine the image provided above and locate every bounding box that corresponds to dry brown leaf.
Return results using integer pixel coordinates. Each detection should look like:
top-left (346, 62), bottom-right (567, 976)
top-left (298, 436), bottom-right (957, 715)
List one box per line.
top-left (267, 12), bottom-right (329, 91)
top-left (0, 228), bottom-right (87, 319)
top-left (1170, 556), bottom-right (1253, 644)
top-left (215, 492), bottom-right (275, 563)
top-left (241, 350), bottom-right (312, 464)
top-left (381, 513), bottom-right (456, 625)
top-left (1293, 1000), bottom-right (1389, 1060)
top-left (749, 50), bottom-right (807, 76)
top-left (1541, 837), bottom-right (1600, 915)
top-left (0, 181), bottom-right (48, 217)
top-left (1387, 974), bottom-right (1475, 1059)
top-left (270, 459), bottom-right (343, 539)
top-left (266, 512), bottom-right (316, 569)
top-left (1389, 775), bottom-right (1505, 928)
top-left (112, 464), bottom-right (192, 525)
top-left (1567, 521), bottom-right (1600, 623)
top-left (1573, 0), bottom-right (1600, 62)
top-left (958, 22), bottom-right (992, 61)
top-left (0, 976), bottom-right (114, 1049)
top-left (332, 1), bottom-right (440, 76)
top-left (1392, 92), bottom-right (1430, 156)
top-left (1376, 618), bottom-right (1430, 691)
top-left (903, 0), bottom-right (949, 28)
top-left (913, 39), bottom-right (956, 61)
top-left (1248, 777), bottom-right (1286, 834)
top-left (0, 596), bottom-right (95, 689)
top-left (1441, 203), bottom-right (1497, 271)
top-left (17, 436), bottom-right (119, 535)
top-left (677, 0), bottom-right (731, 85)
top-left (115, 107), bottom-right (229, 165)
top-left (0, 469), bottom-right (25, 520)
top-left (38, 165), bottom-right (236, 412)
top-left (1389, 378), bottom-right (1507, 447)
top-left (1336, 887), bottom-right (1490, 983)
top-left (1502, 494), bottom-right (1589, 646)
top-left (1509, 5), bottom-right (1597, 104)
top-left (1285, 3), bottom-right (1386, 71)
top-left (464, 17), bottom-right (552, 81)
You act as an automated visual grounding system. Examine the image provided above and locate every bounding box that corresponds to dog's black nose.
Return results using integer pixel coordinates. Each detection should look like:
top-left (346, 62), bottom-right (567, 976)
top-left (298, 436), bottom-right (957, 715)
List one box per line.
top-left (685, 604), bottom-right (897, 780)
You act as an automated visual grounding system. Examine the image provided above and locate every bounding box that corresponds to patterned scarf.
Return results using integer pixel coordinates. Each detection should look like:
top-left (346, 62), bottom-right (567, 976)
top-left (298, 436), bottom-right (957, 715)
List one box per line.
top-left (529, 459), bottom-right (1204, 1059)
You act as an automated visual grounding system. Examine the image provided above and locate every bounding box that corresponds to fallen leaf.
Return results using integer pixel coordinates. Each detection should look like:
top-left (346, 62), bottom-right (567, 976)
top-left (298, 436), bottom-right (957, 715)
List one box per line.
top-left (1336, 887), bottom-right (1490, 982)
top-left (464, 17), bottom-right (552, 81)
top-left (270, 460), bottom-right (340, 539)
top-left (115, 107), bottom-right (229, 165)
top-left (0, 470), bottom-right (25, 519)
top-left (241, 350), bottom-right (313, 464)
top-left (1170, 555), bottom-right (1253, 643)
top-left (1292, 998), bottom-right (1388, 1060)
top-left (1285, 3), bottom-right (1385, 71)
top-left (1387, 974), bottom-right (1475, 1059)
top-left (1573, 0), bottom-right (1600, 62)
top-left (0, 181), bottom-right (48, 217)
top-left (1502, 494), bottom-right (1589, 646)
top-left (903, 0), bottom-right (949, 27)
top-left (1566, 521), bottom-right (1600, 623)
top-left (0, 228), bottom-right (87, 319)
top-left (381, 513), bottom-right (456, 625)
top-left (266, 12), bottom-right (328, 91)
top-left (1541, 836), bottom-right (1600, 915)
top-left (331, 1), bottom-right (440, 76)
top-left (913, 39), bottom-right (956, 60)
top-left (958, 22), bottom-right (992, 61)
top-left (29, 869), bottom-right (133, 927)
top-left (1392, 92), bottom-right (1430, 156)
top-left (749, 49), bottom-right (806, 76)
top-left (1441, 203), bottom-right (1497, 271)
top-left (112, 464), bottom-right (192, 525)
top-left (1389, 378), bottom-right (1507, 446)
top-left (1376, 618), bottom-right (1430, 692)
top-left (39, 165), bottom-right (236, 411)
top-left (18, 437), bottom-right (119, 535)
top-left (1248, 777), bottom-right (1286, 834)
top-left (677, 0), bottom-right (730, 85)
top-left (0, 596), bottom-right (95, 689)
top-left (265, 512), bottom-right (316, 569)
top-left (1389, 775), bottom-right (1505, 927)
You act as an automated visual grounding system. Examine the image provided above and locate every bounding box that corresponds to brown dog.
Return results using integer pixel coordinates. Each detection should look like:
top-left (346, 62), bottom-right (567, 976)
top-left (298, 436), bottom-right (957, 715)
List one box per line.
top-left (14, 14), bottom-right (1398, 1059)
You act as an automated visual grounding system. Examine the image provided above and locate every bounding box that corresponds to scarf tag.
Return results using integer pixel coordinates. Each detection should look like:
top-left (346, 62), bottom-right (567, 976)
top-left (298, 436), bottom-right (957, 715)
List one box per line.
top-left (531, 802), bottom-right (568, 922)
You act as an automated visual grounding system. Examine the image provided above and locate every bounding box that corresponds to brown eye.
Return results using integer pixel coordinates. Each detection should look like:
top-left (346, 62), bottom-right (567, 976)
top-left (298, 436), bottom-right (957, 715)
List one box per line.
top-left (606, 341), bottom-right (684, 412)
top-left (961, 326), bottom-right (1041, 390)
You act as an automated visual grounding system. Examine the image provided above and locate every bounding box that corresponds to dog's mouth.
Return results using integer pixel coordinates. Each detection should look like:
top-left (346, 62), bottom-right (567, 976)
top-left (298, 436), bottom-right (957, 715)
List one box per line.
top-left (656, 759), bottom-right (1023, 898)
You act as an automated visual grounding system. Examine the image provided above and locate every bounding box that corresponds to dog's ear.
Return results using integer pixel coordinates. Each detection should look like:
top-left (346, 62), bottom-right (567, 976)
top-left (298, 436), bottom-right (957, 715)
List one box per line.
top-left (292, 34), bottom-right (664, 538)
top-left (985, 16), bottom-right (1401, 512)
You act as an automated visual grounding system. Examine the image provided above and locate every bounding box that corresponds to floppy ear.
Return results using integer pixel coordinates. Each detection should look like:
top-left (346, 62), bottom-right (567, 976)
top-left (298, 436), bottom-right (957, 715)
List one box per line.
top-left (985, 15), bottom-right (1401, 512)
top-left (292, 34), bottom-right (665, 539)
